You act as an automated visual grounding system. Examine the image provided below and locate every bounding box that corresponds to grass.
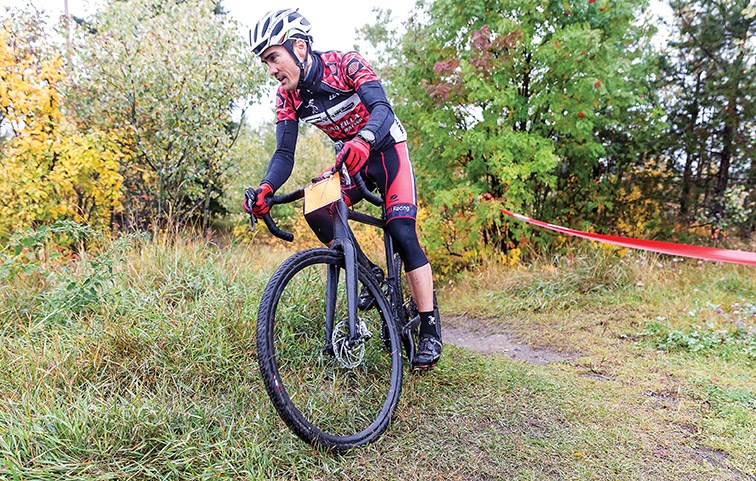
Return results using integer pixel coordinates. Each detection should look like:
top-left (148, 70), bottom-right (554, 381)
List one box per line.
top-left (0, 231), bottom-right (754, 480)
top-left (443, 248), bottom-right (755, 479)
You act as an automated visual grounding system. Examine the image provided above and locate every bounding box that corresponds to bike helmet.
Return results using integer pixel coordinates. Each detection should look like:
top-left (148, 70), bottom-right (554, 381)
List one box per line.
top-left (250, 9), bottom-right (312, 56)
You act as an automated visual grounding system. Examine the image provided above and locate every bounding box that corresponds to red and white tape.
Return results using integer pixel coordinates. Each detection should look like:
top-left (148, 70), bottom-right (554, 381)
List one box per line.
top-left (502, 210), bottom-right (756, 266)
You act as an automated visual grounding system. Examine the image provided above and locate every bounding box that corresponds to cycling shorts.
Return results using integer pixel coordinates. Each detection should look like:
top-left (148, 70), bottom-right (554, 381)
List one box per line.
top-left (343, 141), bottom-right (417, 222)
top-left (304, 141), bottom-right (430, 272)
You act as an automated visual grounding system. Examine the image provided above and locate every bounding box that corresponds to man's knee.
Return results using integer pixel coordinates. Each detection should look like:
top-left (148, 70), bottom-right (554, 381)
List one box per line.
top-left (387, 218), bottom-right (428, 271)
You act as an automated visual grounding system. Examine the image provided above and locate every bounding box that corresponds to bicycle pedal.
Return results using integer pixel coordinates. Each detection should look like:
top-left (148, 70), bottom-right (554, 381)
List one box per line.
top-left (410, 362), bottom-right (437, 374)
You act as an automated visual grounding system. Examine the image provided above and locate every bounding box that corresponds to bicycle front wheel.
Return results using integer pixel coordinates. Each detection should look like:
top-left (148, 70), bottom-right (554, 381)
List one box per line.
top-left (256, 248), bottom-right (403, 451)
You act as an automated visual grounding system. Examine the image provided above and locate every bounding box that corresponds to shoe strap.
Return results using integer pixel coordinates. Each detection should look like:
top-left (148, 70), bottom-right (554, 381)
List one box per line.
top-left (419, 335), bottom-right (442, 350)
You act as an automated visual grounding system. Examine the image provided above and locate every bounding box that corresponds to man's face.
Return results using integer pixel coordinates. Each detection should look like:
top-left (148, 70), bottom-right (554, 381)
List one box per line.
top-left (260, 43), bottom-right (303, 92)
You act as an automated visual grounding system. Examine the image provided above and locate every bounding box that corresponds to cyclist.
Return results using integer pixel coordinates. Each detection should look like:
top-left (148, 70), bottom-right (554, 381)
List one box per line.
top-left (244, 9), bottom-right (442, 370)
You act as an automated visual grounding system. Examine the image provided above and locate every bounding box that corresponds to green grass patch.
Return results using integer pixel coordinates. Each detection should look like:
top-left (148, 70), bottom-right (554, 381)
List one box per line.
top-left (1, 232), bottom-right (754, 479)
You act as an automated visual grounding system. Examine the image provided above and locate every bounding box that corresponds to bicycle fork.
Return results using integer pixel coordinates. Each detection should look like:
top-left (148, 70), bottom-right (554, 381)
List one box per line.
top-left (323, 202), bottom-right (364, 356)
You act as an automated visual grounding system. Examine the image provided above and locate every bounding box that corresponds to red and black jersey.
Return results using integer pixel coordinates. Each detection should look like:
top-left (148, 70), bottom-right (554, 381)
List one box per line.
top-left (260, 50), bottom-right (427, 270)
top-left (262, 50), bottom-right (407, 192)
top-left (275, 50), bottom-right (407, 144)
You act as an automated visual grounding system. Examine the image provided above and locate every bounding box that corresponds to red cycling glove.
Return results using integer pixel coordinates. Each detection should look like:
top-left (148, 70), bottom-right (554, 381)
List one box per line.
top-left (243, 182), bottom-right (274, 218)
top-left (335, 137), bottom-right (371, 176)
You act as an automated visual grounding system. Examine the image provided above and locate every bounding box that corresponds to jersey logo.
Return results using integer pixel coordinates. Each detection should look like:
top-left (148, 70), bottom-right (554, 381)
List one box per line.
top-left (305, 98), bottom-right (319, 113)
top-left (346, 58), bottom-right (364, 80)
top-left (386, 204), bottom-right (417, 220)
top-left (326, 62), bottom-right (339, 76)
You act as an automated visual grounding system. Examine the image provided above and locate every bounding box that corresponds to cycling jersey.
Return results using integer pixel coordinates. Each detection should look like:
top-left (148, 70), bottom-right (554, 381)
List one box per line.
top-left (262, 50), bottom-right (407, 191)
top-left (277, 50), bottom-right (407, 146)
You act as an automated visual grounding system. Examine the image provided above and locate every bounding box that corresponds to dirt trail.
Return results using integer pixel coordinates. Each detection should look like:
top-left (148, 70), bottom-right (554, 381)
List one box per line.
top-left (443, 315), bottom-right (574, 365)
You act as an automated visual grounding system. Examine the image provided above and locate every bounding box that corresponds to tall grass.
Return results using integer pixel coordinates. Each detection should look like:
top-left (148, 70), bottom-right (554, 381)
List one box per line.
top-left (1, 230), bottom-right (286, 479)
top-left (1, 228), bottom-right (753, 480)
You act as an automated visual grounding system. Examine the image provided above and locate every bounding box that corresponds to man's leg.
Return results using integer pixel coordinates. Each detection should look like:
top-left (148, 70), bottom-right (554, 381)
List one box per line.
top-left (364, 142), bottom-right (441, 368)
top-left (406, 263), bottom-right (433, 312)
top-left (406, 262), bottom-right (442, 369)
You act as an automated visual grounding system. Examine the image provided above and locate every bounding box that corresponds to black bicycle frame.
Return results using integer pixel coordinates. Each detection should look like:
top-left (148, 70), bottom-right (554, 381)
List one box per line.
top-left (247, 172), bottom-right (411, 359)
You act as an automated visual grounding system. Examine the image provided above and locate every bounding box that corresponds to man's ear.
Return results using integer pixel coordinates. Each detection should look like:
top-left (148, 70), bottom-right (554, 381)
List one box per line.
top-left (293, 38), bottom-right (308, 61)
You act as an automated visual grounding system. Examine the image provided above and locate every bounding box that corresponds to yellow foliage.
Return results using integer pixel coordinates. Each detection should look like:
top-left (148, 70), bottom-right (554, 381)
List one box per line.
top-left (609, 158), bottom-right (671, 238)
top-left (504, 247), bottom-right (522, 266)
top-left (0, 22), bottom-right (125, 236)
top-left (0, 29), bottom-right (64, 135)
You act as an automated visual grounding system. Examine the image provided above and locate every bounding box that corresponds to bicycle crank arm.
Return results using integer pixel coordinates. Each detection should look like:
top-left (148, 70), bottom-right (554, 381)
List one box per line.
top-left (401, 316), bottom-right (420, 365)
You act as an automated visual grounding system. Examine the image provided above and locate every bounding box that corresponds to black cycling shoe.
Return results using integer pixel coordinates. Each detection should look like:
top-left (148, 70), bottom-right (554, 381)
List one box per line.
top-left (358, 266), bottom-right (384, 311)
top-left (411, 334), bottom-right (442, 371)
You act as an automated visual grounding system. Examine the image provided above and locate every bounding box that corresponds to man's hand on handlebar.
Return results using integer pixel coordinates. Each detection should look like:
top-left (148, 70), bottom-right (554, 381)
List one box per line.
top-left (334, 137), bottom-right (370, 176)
top-left (243, 182), bottom-right (274, 218)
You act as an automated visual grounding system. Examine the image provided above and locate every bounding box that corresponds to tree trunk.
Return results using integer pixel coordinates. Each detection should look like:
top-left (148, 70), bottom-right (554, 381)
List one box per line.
top-left (712, 75), bottom-right (740, 223)
top-left (680, 73), bottom-right (702, 218)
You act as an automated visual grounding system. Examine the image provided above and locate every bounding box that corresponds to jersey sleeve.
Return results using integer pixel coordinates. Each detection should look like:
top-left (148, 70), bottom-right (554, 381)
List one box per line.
top-left (262, 120), bottom-right (298, 191)
top-left (339, 51), bottom-right (380, 90)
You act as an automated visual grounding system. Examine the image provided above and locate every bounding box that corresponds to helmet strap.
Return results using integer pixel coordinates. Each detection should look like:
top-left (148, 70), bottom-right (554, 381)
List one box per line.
top-left (283, 39), bottom-right (311, 89)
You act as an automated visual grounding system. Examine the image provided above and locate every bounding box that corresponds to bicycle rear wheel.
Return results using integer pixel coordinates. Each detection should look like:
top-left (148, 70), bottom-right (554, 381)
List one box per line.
top-left (256, 248), bottom-right (403, 451)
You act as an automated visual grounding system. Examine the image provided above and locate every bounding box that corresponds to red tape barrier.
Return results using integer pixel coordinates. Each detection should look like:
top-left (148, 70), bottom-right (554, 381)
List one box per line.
top-left (501, 210), bottom-right (756, 266)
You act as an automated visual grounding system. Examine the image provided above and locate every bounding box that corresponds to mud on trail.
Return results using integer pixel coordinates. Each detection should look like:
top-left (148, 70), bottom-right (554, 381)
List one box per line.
top-left (443, 315), bottom-right (574, 365)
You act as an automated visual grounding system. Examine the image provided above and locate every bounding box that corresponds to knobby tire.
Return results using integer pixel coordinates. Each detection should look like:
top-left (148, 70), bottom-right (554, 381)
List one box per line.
top-left (256, 248), bottom-right (403, 451)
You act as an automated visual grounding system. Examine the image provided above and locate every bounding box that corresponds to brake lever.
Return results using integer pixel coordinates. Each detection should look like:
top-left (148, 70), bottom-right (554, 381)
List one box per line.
top-left (332, 140), bottom-right (352, 186)
top-left (244, 187), bottom-right (258, 231)
top-left (340, 164), bottom-right (352, 186)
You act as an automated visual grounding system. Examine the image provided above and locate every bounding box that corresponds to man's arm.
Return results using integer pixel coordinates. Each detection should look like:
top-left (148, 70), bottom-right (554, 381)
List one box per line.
top-left (341, 51), bottom-right (396, 144)
top-left (357, 81), bottom-right (395, 143)
top-left (262, 119), bottom-right (299, 191)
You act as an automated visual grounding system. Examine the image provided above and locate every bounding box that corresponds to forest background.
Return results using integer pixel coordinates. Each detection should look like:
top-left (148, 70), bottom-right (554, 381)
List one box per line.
top-left (1, 0), bottom-right (754, 269)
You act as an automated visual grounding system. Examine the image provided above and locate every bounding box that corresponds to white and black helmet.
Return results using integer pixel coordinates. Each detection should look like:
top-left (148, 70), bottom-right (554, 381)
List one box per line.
top-left (250, 9), bottom-right (312, 56)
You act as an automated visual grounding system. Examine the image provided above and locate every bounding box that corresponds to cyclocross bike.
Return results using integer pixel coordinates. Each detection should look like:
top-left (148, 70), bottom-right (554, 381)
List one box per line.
top-left (246, 168), bottom-right (422, 452)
